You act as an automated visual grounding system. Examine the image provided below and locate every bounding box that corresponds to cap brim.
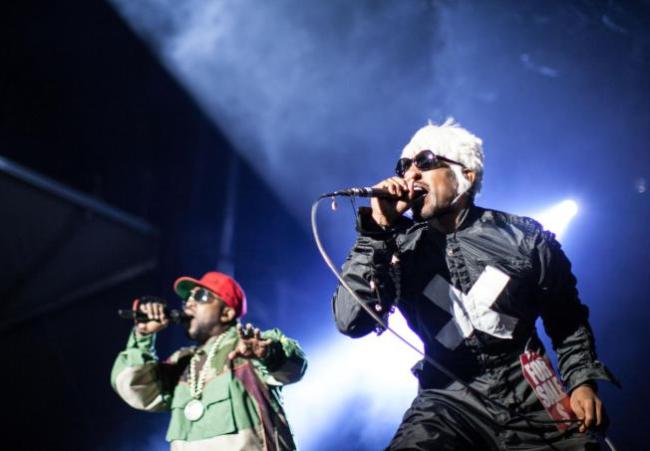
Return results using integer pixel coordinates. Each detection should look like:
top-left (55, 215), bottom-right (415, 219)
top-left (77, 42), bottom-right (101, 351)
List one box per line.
top-left (173, 277), bottom-right (201, 301)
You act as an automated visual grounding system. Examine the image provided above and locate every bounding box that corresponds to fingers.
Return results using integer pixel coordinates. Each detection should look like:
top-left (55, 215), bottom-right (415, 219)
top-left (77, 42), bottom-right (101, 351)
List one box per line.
top-left (370, 177), bottom-right (414, 227)
top-left (373, 177), bottom-right (409, 198)
top-left (134, 301), bottom-right (170, 337)
top-left (581, 398), bottom-right (595, 432)
top-left (139, 302), bottom-right (167, 322)
top-left (571, 396), bottom-right (586, 431)
top-left (154, 303), bottom-right (166, 321)
top-left (142, 302), bottom-right (155, 321)
top-left (229, 339), bottom-right (258, 361)
top-left (579, 396), bottom-right (603, 430)
top-left (406, 178), bottom-right (415, 199)
top-left (595, 398), bottom-right (603, 427)
top-left (230, 324), bottom-right (274, 360)
top-left (228, 340), bottom-right (247, 360)
top-left (237, 323), bottom-right (255, 339)
top-left (244, 323), bottom-right (254, 338)
top-left (573, 396), bottom-right (598, 433)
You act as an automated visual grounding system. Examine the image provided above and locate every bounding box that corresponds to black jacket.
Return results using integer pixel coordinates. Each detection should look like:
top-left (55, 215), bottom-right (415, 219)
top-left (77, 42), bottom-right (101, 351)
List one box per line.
top-left (333, 205), bottom-right (617, 392)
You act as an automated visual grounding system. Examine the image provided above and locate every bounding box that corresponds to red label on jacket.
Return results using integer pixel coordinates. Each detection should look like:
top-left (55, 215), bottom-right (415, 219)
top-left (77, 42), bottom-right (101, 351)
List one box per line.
top-left (520, 351), bottom-right (576, 430)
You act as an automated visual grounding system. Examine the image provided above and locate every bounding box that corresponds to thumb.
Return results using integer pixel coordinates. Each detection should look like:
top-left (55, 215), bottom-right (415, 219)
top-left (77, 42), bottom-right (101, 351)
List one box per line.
top-left (571, 396), bottom-right (585, 419)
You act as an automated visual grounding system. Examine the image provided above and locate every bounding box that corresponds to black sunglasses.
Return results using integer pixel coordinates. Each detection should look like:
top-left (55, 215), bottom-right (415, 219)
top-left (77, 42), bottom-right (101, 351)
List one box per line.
top-left (184, 287), bottom-right (216, 305)
top-left (395, 150), bottom-right (465, 178)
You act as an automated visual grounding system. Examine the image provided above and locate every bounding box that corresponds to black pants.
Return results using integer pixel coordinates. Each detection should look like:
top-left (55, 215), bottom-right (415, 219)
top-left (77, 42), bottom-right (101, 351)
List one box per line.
top-left (387, 364), bottom-right (599, 451)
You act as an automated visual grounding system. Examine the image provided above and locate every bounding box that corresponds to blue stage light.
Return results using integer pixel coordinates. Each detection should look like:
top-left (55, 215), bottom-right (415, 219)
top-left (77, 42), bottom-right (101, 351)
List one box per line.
top-left (283, 310), bottom-right (422, 449)
top-left (530, 199), bottom-right (578, 239)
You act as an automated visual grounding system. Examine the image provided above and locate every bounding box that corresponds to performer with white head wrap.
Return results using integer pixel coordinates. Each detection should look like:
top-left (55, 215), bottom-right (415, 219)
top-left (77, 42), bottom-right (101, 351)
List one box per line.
top-left (332, 119), bottom-right (618, 450)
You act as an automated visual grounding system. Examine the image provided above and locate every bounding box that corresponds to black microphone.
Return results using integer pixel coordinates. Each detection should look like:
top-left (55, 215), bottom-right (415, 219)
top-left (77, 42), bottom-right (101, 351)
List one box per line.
top-left (117, 295), bottom-right (188, 323)
top-left (320, 187), bottom-right (426, 200)
top-left (117, 308), bottom-right (187, 323)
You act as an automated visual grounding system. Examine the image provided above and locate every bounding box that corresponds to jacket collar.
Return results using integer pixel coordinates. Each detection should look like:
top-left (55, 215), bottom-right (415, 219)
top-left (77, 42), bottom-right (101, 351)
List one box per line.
top-left (397, 205), bottom-right (485, 251)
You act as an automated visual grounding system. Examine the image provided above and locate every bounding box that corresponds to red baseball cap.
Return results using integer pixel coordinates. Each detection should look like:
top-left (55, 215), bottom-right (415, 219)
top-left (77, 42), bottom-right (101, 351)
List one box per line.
top-left (174, 271), bottom-right (247, 318)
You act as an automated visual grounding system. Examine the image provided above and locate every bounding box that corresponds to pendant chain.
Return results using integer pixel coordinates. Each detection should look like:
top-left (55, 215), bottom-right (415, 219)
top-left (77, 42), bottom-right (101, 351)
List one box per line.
top-left (189, 333), bottom-right (227, 399)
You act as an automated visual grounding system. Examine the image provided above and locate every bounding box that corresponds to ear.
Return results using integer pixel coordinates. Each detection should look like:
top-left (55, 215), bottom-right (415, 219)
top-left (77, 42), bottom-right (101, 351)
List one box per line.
top-left (463, 169), bottom-right (476, 185)
top-left (220, 306), bottom-right (237, 324)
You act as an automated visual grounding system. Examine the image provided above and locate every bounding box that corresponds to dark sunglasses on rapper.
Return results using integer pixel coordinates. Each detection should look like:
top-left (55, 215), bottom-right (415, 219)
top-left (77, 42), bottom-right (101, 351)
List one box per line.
top-left (394, 149), bottom-right (465, 178)
top-left (184, 288), bottom-right (216, 305)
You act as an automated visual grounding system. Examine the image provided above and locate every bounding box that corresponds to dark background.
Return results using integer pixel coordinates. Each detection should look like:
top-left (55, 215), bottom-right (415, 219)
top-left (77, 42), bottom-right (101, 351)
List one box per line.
top-left (1, 1), bottom-right (649, 450)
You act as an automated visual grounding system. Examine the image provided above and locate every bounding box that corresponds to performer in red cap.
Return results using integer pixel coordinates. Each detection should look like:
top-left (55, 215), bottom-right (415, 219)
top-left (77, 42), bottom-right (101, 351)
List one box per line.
top-left (111, 271), bottom-right (307, 451)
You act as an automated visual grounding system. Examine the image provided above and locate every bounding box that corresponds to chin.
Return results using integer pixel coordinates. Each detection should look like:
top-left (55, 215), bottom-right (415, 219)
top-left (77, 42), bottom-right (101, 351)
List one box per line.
top-left (412, 209), bottom-right (425, 222)
top-left (185, 324), bottom-right (199, 340)
top-left (413, 202), bottom-right (435, 222)
top-left (411, 197), bottom-right (428, 221)
top-left (418, 211), bottom-right (435, 222)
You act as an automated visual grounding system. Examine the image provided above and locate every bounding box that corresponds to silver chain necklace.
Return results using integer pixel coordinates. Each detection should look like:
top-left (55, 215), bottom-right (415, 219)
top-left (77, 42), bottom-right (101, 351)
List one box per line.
top-left (184, 332), bottom-right (227, 421)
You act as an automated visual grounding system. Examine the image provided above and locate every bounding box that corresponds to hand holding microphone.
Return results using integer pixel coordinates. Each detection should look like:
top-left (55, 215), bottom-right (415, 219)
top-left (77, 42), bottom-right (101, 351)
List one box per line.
top-left (117, 296), bottom-right (178, 336)
top-left (135, 298), bottom-right (170, 336)
top-left (370, 176), bottom-right (422, 228)
top-left (319, 177), bottom-right (427, 228)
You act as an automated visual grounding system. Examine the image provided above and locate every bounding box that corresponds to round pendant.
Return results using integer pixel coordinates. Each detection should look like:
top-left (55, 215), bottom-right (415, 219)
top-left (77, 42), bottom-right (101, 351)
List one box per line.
top-left (184, 399), bottom-right (205, 421)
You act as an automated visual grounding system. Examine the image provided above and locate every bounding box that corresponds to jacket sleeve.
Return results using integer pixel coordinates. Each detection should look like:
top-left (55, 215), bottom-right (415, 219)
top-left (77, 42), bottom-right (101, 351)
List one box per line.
top-left (110, 330), bottom-right (172, 412)
top-left (332, 207), bottom-right (406, 338)
top-left (257, 329), bottom-right (308, 385)
top-left (534, 226), bottom-right (619, 392)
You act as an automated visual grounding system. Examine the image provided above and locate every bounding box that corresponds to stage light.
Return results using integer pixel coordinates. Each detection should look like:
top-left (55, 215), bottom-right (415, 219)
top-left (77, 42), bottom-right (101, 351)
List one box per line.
top-left (283, 310), bottom-right (422, 450)
top-left (530, 199), bottom-right (578, 239)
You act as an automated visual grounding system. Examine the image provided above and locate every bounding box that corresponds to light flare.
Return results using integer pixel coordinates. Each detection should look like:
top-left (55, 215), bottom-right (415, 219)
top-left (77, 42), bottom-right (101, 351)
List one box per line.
top-left (530, 199), bottom-right (579, 239)
top-left (282, 310), bottom-right (422, 450)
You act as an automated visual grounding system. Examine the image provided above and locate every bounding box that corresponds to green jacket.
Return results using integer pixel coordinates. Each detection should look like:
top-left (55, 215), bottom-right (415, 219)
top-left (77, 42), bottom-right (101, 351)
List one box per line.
top-left (111, 325), bottom-right (307, 450)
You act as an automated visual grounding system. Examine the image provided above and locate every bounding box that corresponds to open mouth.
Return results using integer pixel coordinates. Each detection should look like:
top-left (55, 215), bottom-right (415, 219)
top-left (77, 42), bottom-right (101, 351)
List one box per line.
top-left (409, 184), bottom-right (429, 212)
top-left (411, 184), bottom-right (428, 200)
top-left (181, 311), bottom-right (195, 325)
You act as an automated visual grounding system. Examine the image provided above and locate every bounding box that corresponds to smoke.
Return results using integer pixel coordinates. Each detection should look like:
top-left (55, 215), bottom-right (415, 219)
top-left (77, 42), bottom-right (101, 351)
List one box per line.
top-left (109, 0), bottom-right (443, 225)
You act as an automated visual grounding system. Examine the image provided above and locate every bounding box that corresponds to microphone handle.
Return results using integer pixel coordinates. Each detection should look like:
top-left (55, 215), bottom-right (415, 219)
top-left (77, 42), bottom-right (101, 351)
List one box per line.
top-left (361, 188), bottom-right (405, 199)
top-left (117, 308), bottom-right (187, 323)
top-left (320, 187), bottom-right (424, 200)
top-left (320, 186), bottom-right (408, 200)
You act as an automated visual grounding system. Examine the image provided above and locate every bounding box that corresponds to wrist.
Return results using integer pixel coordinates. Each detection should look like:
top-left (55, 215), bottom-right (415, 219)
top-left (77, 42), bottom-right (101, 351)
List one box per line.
top-left (261, 340), bottom-right (286, 370)
top-left (370, 211), bottom-right (389, 227)
top-left (134, 327), bottom-right (156, 339)
top-left (128, 327), bottom-right (156, 350)
top-left (571, 380), bottom-right (598, 394)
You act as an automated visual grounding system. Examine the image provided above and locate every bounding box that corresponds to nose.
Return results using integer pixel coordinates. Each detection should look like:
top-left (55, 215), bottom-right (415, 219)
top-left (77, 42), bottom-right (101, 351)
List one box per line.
top-left (404, 164), bottom-right (421, 182)
top-left (184, 297), bottom-right (197, 311)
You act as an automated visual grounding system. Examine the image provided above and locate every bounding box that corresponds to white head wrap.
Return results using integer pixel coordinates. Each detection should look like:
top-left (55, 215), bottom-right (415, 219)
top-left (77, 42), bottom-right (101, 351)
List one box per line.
top-left (401, 118), bottom-right (485, 195)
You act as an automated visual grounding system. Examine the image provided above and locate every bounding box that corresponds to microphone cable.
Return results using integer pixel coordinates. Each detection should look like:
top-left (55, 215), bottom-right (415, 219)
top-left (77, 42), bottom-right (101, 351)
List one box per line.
top-left (311, 192), bottom-right (618, 451)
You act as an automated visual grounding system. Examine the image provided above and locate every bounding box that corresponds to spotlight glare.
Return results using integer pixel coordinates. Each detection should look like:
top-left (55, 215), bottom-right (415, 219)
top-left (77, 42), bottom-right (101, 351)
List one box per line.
top-left (283, 310), bottom-right (422, 449)
top-left (530, 199), bottom-right (579, 239)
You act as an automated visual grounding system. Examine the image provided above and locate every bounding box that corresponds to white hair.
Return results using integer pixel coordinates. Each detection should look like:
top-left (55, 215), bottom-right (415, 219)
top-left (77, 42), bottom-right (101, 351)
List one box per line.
top-left (401, 118), bottom-right (485, 194)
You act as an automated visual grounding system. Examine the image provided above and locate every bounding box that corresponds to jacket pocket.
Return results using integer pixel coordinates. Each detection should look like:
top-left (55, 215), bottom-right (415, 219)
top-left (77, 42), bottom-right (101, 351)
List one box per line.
top-left (198, 377), bottom-right (236, 436)
top-left (166, 376), bottom-right (236, 441)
